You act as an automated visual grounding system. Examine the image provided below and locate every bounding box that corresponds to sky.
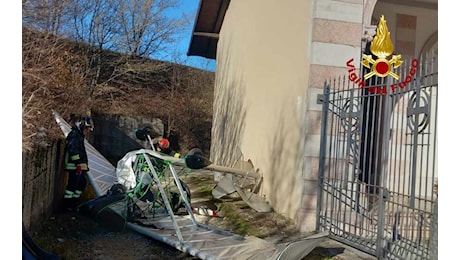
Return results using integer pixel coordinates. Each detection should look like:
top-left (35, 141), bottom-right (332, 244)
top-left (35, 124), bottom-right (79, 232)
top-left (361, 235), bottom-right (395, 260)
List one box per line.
top-left (162, 0), bottom-right (216, 72)
top-left (5, 1), bottom-right (455, 258)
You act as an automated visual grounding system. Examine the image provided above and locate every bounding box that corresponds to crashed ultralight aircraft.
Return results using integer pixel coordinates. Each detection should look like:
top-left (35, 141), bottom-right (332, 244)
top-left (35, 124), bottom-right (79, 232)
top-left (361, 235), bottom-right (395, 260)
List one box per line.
top-left (53, 110), bottom-right (328, 260)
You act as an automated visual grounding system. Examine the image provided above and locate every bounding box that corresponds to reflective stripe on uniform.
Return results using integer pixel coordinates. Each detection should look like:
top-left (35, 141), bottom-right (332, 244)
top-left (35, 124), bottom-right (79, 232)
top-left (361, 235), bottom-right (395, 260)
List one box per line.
top-left (64, 190), bottom-right (74, 199)
top-left (65, 164), bottom-right (77, 170)
top-left (64, 153), bottom-right (76, 170)
top-left (79, 163), bottom-right (89, 171)
top-left (73, 190), bottom-right (82, 198)
top-left (70, 154), bottom-right (80, 161)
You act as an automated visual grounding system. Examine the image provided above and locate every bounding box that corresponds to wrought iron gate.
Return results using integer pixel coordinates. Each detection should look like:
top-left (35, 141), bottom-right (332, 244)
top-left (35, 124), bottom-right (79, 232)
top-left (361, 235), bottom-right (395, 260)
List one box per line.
top-left (317, 51), bottom-right (438, 260)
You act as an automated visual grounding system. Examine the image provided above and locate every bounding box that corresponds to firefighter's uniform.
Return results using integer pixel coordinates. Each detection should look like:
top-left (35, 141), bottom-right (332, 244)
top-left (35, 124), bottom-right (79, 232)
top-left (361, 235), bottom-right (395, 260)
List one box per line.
top-left (63, 119), bottom-right (91, 210)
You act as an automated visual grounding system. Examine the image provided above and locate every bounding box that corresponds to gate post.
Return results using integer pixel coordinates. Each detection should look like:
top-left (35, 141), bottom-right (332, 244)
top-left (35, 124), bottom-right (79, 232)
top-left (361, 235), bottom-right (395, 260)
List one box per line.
top-left (376, 81), bottom-right (393, 258)
top-left (316, 82), bottom-right (330, 231)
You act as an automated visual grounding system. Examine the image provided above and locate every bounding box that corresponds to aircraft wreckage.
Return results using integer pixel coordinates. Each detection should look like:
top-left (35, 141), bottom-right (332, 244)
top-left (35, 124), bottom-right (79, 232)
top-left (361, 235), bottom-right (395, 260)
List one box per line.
top-left (53, 110), bottom-right (328, 260)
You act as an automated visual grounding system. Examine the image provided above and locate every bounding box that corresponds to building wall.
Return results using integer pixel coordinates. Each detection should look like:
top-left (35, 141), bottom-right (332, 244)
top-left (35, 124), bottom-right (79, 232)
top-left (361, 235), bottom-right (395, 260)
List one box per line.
top-left (211, 0), bottom-right (437, 232)
top-left (298, 0), bottom-right (365, 232)
top-left (373, 2), bottom-right (438, 58)
top-left (211, 0), bottom-right (314, 222)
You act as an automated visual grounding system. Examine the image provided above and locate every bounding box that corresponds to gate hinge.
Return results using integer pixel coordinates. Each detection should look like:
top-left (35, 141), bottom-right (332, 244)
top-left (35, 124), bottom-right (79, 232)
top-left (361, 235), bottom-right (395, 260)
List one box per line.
top-left (317, 94), bottom-right (324, 104)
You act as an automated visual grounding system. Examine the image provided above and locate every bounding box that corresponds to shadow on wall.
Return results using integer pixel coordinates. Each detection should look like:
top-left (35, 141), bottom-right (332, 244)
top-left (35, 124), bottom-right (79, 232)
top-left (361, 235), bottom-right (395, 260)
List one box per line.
top-left (265, 101), bottom-right (305, 217)
top-left (210, 46), bottom-right (247, 167)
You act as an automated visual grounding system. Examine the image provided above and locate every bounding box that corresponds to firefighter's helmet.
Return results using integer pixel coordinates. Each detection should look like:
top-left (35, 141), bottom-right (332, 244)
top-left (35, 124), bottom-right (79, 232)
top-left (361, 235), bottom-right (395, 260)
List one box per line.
top-left (79, 116), bottom-right (94, 131)
top-left (158, 138), bottom-right (170, 149)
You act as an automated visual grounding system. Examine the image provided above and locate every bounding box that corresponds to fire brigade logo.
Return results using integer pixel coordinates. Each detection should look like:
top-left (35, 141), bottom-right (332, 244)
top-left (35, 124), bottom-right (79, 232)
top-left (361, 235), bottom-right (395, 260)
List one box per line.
top-left (361, 15), bottom-right (403, 80)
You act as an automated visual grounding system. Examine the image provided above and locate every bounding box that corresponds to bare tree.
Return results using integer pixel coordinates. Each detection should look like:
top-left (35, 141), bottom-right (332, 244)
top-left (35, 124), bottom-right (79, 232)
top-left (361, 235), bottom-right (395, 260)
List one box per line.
top-left (23, 0), bottom-right (72, 35)
top-left (22, 0), bottom-right (207, 151)
top-left (58, 0), bottom-right (188, 102)
top-left (63, 0), bottom-right (118, 49)
top-left (114, 0), bottom-right (188, 58)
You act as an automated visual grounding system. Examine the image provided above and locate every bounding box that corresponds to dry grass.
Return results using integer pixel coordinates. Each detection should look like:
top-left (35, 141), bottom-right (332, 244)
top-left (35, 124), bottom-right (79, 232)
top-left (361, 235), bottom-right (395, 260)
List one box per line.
top-left (22, 27), bottom-right (214, 154)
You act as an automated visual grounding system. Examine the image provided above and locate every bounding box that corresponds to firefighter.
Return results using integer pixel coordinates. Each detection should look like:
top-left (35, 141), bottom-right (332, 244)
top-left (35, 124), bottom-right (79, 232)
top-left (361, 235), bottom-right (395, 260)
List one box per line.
top-left (63, 116), bottom-right (94, 211)
top-left (155, 138), bottom-right (171, 154)
top-left (154, 137), bottom-right (181, 158)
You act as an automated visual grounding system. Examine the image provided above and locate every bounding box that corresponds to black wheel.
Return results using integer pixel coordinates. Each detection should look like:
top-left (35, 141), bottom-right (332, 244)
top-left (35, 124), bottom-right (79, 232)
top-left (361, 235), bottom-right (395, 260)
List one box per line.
top-left (108, 183), bottom-right (126, 195)
top-left (135, 124), bottom-right (154, 141)
top-left (187, 148), bottom-right (204, 157)
top-left (184, 148), bottom-right (211, 169)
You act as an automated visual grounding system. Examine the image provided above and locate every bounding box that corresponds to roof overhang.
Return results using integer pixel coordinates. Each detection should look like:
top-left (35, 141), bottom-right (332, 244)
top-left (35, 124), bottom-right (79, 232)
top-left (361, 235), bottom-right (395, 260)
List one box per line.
top-left (187, 0), bottom-right (230, 60)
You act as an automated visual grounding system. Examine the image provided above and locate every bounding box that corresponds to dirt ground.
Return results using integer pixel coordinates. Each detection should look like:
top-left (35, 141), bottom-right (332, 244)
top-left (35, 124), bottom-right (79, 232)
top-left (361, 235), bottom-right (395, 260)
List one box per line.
top-left (30, 171), bottom-right (333, 260)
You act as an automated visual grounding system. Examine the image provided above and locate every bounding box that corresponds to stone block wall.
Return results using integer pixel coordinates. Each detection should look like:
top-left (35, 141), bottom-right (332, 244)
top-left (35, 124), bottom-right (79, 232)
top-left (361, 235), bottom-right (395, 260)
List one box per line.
top-left (91, 113), bottom-right (164, 165)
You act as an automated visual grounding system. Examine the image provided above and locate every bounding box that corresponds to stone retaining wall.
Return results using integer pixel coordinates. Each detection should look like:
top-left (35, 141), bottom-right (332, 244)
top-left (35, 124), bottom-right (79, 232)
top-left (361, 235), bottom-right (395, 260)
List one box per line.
top-left (22, 141), bottom-right (65, 232)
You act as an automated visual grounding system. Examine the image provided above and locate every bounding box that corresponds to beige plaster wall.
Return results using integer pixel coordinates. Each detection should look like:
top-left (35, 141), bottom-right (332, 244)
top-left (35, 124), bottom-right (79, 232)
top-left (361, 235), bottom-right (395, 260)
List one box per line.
top-left (211, 0), bottom-right (313, 222)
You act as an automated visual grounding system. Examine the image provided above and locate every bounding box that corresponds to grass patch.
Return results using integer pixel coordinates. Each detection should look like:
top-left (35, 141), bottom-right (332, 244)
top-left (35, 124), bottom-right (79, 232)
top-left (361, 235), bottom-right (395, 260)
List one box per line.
top-left (218, 203), bottom-right (262, 237)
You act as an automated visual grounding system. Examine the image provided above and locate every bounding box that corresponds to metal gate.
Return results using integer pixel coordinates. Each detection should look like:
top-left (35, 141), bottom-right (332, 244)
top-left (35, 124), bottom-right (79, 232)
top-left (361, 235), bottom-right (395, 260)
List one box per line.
top-left (316, 51), bottom-right (438, 260)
